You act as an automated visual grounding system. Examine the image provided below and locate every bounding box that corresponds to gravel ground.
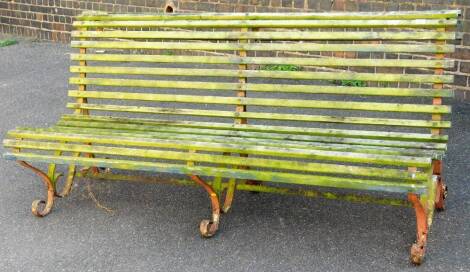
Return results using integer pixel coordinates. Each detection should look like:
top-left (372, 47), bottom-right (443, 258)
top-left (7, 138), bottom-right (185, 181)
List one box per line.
top-left (0, 36), bottom-right (469, 272)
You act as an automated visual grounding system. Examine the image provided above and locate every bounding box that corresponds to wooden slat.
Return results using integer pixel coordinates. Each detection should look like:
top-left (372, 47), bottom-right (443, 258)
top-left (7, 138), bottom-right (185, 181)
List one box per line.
top-left (69, 70), bottom-right (453, 84)
top-left (39, 125), bottom-right (443, 159)
top-left (67, 83), bottom-right (453, 98)
top-left (60, 114), bottom-right (449, 143)
top-left (68, 91), bottom-right (451, 114)
top-left (70, 53), bottom-right (455, 69)
top-left (3, 139), bottom-right (428, 180)
top-left (75, 10), bottom-right (461, 21)
top-left (55, 119), bottom-right (448, 149)
top-left (72, 19), bottom-right (458, 29)
top-left (5, 130), bottom-right (432, 166)
top-left (71, 30), bottom-right (457, 40)
top-left (71, 41), bottom-right (455, 53)
top-left (65, 103), bottom-right (451, 128)
top-left (3, 152), bottom-right (427, 194)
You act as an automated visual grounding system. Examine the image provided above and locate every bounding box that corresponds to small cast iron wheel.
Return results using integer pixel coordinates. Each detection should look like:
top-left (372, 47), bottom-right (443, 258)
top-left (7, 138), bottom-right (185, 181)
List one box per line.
top-left (410, 243), bottom-right (425, 265)
top-left (199, 219), bottom-right (218, 238)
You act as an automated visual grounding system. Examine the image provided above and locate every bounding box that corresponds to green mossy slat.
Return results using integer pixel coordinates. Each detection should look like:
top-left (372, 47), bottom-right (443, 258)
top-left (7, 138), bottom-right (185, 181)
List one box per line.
top-left (70, 54), bottom-right (456, 70)
top-left (68, 91), bottom-right (451, 114)
top-left (39, 125), bottom-right (444, 159)
top-left (67, 78), bottom-right (454, 98)
top-left (60, 114), bottom-right (449, 143)
top-left (75, 10), bottom-right (460, 21)
top-left (2, 152), bottom-right (427, 194)
top-left (69, 72), bottom-right (453, 87)
top-left (72, 19), bottom-right (457, 29)
top-left (66, 103), bottom-right (451, 128)
top-left (71, 41), bottom-right (455, 54)
top-left (3, 139), bottom-right (428, 181)
top-left (6, 130), bottom-right (432, 167)
top-left (54, 120), bottom-right (447, 150)
top-left (71, 30), bottom-right (457, 41)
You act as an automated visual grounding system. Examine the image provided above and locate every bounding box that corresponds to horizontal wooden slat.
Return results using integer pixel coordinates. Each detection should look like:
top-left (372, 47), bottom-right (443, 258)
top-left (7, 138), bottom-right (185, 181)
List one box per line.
top-left (71, 41), bottom-right (455, 53)
top-left (70, 53), bottom-right (455, 69)
top-left (66, 103), bottom-right (451, 128)
top-left (60, 114), bottom-right (449, 143)
top-left (6, 130), bottom-right (432, 166)
top-left (67, 82), bottom-right (453, 98)
top-left (41, 125), bottom-right (443, 159)
top-left (72, 19), bottom-right (458, 29)
top-left (71, 30), bottom-right (457, 40)
top-left (68, 91), bottom-right (451, 114)
top-left (69, 70), bottom-right (453, 84)
top-left (3, 139), bottom-right (428, 180)
top-left (55, 119), bottom-right (447, 150)
top-left (3, 152), bottom-right (427, 194)
top-left (75, 10), bottom-right (461, 21)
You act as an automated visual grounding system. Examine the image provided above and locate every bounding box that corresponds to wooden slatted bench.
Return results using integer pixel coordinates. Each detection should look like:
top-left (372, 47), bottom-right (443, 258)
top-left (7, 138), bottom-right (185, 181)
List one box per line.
top-left (2, 10), bottom-right (460, 264)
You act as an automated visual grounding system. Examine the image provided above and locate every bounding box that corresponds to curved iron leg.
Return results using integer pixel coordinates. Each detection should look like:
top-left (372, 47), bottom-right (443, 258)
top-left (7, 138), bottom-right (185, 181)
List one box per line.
top-left (56, 163), bottom-right (77, 198)
top-left (222, 178), bottom-right (236, 213)
top-left (408, 193), bottom-right (428, 265)
top-left (18, 161), bottom-right (56, 217)
top-left (190, 175), bottom-right (220, 238)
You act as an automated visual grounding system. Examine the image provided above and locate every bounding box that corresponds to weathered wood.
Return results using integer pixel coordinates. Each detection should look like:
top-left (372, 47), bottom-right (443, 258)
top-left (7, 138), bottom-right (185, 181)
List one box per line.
top-left (65, 103), bottom-right (451, 128)
top-left (75, 10), bottom-right (460, 21)
top-left (71, 41), bottom-right (455, 53)
top-left (68, 91), bottom-right (451, 114)
top-left (5, 130), bottom-right (433, 167)
top-left (59, 115), bottom-right (449, 143)
top-left (3, 139), bottom-right (429, 180)
top-left (71, 30), bottom-right (457, 40)
top-left (37, 126), bottom-right (445, 159)
top-left (70, 53), bottom-right (455, 69)
top-left (72, 19), bottom-right (457, 28)
top-left (69, 70), bottom-right (453, 84)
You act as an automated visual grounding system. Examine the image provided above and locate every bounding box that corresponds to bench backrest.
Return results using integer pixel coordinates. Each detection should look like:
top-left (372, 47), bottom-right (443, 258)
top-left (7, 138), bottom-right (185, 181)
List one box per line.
top-left (69, 10), bottom-right (459, 141)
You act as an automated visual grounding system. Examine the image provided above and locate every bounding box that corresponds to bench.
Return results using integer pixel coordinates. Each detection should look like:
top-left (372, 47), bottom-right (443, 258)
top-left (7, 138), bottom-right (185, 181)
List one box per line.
top-left (2, 10), bottom-right (460, 264)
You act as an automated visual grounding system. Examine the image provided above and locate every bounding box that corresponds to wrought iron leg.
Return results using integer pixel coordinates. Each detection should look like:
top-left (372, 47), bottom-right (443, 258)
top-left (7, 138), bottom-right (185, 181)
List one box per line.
top-left (222, 178), bottom-right (236, 213)
top-left (18, 161), bottom-right (56, 217)
top-left (408, 193), bottom-right (428, 265)
top-left (190, 175), bottom-right (220, 238)
top-left (56, 163), bottom-right (77, 198)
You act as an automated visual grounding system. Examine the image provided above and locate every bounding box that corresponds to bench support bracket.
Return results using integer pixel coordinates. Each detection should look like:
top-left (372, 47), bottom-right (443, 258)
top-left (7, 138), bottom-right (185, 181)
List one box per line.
top-left (190, 175), bottom-right (220, 237)
top-left (408, 193), bottom-right (428, 265)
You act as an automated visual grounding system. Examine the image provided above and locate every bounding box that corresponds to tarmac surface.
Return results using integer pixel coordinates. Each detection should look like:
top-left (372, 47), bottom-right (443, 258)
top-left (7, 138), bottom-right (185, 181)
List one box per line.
top-left (0, 36), bottom-right (469, 272)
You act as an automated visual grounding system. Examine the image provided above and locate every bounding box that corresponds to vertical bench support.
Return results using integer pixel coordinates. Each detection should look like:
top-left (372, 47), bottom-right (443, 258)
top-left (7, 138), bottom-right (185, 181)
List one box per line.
top-left (432, 27), bottom-right (447, 213)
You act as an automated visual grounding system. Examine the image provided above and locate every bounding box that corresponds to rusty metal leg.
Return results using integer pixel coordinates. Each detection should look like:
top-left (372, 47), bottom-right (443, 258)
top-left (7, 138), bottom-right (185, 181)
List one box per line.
top-left (190, 175), bottom-right (220, 238)
top-left (18, 161), bottom-right (56, 217)
top-left (222, 178), bottom-right (236, 213)
top-left (408, 193), bottom-right (428, 265)
top-left (56, 163), bottom-right (77, 198)
top-left (434, 177), bottom-right (447, 211)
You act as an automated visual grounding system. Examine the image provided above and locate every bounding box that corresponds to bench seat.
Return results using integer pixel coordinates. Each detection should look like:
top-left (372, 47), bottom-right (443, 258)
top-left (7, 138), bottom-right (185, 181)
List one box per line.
top-left (4, 114), bottom-right (445, 195)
